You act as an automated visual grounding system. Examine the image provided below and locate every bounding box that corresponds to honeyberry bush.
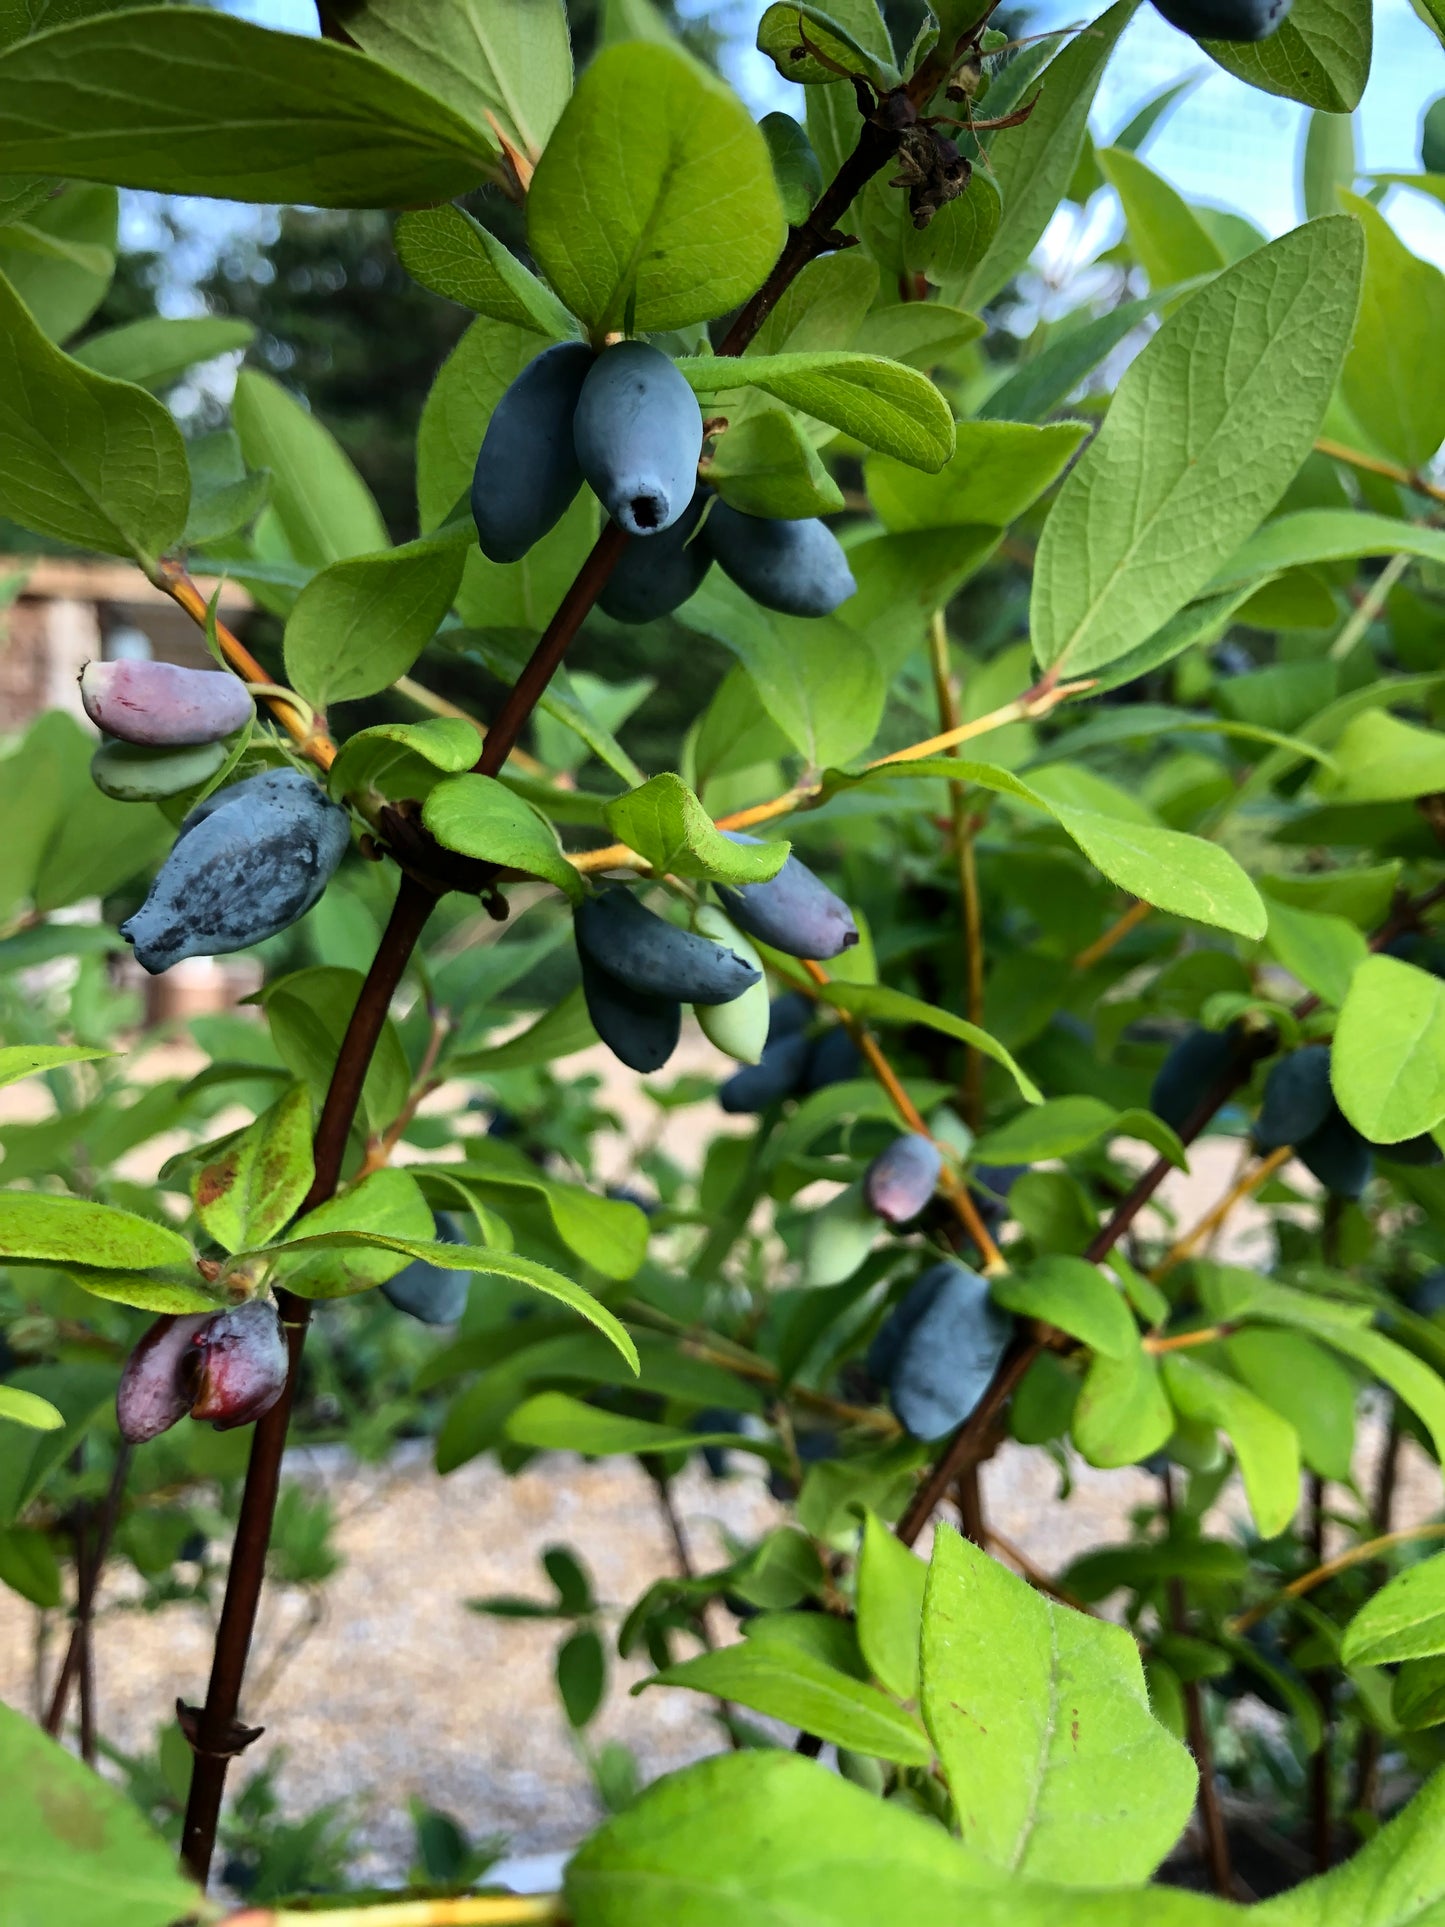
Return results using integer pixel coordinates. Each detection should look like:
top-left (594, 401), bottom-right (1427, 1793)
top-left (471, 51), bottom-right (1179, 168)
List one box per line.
top-left (4, 0), bottom-right (1445, 1917)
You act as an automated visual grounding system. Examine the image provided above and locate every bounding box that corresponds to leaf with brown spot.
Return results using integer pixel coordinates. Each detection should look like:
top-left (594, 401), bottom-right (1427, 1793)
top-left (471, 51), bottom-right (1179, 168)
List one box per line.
top-left (0, 1699), bottom-right (197, 1926)
top-left (193, 1083), bottom-right (314, 1255)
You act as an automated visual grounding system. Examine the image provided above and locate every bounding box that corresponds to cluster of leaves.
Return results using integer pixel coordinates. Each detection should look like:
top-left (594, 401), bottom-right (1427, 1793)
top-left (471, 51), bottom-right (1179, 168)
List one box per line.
top-left (2, 0), bottom-right (1445, 1919)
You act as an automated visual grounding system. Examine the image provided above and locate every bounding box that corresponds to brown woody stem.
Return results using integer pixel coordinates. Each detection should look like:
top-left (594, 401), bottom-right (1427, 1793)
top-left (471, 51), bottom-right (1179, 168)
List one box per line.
top-left (179, 876), bottom-right (437, 1884)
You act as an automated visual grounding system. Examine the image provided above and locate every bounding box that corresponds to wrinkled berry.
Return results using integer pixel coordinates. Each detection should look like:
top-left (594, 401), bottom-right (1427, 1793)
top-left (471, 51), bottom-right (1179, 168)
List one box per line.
top-left (116, 1312), bottom-right (213, 1443)
top-left (188, 1300), bottom-right (289, 1430)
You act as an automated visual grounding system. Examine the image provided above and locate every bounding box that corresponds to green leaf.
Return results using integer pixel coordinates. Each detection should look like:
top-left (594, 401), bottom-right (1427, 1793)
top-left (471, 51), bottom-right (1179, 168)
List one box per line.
top-left (283, 529), bottom-right (466, 711)
top-left (856, 1507), bottom-right (927, 1702)
top-left (0, 1698), bottom-right (199, 1927)
top-left (1251, 1768), bottom-right (1445, 1927)
top-left (1212, 510), bottom-right (1445, 591)
top-left (0, 1043), bottom-right (110, 1089)
top-left (1072, 1346), bottom-right (1172, 1467)
top-left (1337, 192), bottom-right (1445, 470)
top-left (565, 1751), bottom-right (1000, 1927)
top-left (1333, 954), bottom-right (1445, 1143)
top-left (0, 265), bottom-right (187, 562)
top-left (827, 758), bottom-right (1267, 939)
top-left (907, 176), bottom-right (1001, 297)
top-left (1202, 0), bottom-right (1371, 113)
top-left (978, 287), bottom-right (1187, 426)
top-left (558, 1626), bottom-right (607, 1730)
top-left (232, 368), bottom-right (387, 569)
top-left (922, 1524), bottom-right (1197, 1882)
top-left (1097, 146), bottom-right (1225, 289)
top-left (0, 1523), bottom-right (61, 1605)
top-left (604, 773), bottom-right (789, 884)
top-left (72, 315), bottom-right (254, 388)
top-left (62, 1264), bottom-right (218, 1315)
top-left (1160, 1352), bottom-right (1299, 1539)
top-left (1393, 1656), bottom-right (1445, 1731)
top-left (971, 1094), bottom-right (1186, 1169)
top-left (327, 716), bottom-right (480, 803)
top-left (756, 2), bottom-right (897, 86)
top-left (423, 772), bottom-right (581, 900)
top-left (338, 0), bottom-right (571, 158)
top-left (865, 421), bottom-right (1086, 532)
top-left (192, 1084), bottom-right (314, 1256)
top-left (0, 6), bottom-right (494, 205)
top-left (528, 43), bottom-right (784, 333)
top-left (451, 985), bottom-right (598, 1074)
top-left (760, 110), bottom-right (821, 226)
top-left (394, 204), bottom-right (579, 336)
top-left (1317, 709), bottom-right (1445, 804)
top-left (681, 576), bottom-right (886, 769)
top-left (0, 180), bottom-right (114, 342)
top-left (851, 302), bottom-right (983, 369)
top-left (1031, 217), bottom-right (1364, 677)
top-left (1340, 1548), bottom-right (1445, 1667)
top-left (682, 350), bottom-right (954, 472)
top-left (1261, 892), bottom-right (1366, 1008)
top-left (0, 1384), bottom-right (62, 1430)
top-left (277, 1240), bottom-right (638, 1369)
top-left (750, 250), bottom-right (878, 358)
top-left (994, 1256), bottom-right (1140, 1360)
top-left (642, 1643), bottom-right (933, 1764)
top-left (260, 966), bottom-right (410, 1137)
top-left (507, 1390), bottom-right (762, 1457)
top-left (444, 1152), bottom-right (649, 1282)
top-left (962, 2), bottom-right (1139, 310)
top-left (795, 976), bottom-right (1041, 1105)
top-left (0, 1191), bottom-right (193, 1271)
top-left (1198, 1266), bottom-right (1445, 1464)
top-left (706, 402), bottom-right (844, 518)
top-left (274, 1168), bottom-right (434, 1296)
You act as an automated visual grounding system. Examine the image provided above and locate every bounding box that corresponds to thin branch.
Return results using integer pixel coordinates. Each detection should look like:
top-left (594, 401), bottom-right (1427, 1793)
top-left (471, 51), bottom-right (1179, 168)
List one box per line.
top-left (1314, 437), bottom-right (1445, 509)
top-left (928, 611), bottom-right (986, 1130)
top-left (1229, 1521), bottom-right (1445, 1637)
top-left (1150, 1145), bottom-right (1294, 1282)
top-left (570, 677), bottom-right (1092, 877)
top-left (43, 1444), bottom-right (131, 1739)
top-left (224, 1899), bottom-right (561, 1927)
top-left (799, 957), bottom-right (1005, 1272)
top-left (1329, 550), bottom-right (1410, 664)
top-left (1072, 898), bottom-right (1151, 971)
top-left (1165, 1469), bottom-right (1234, 1899)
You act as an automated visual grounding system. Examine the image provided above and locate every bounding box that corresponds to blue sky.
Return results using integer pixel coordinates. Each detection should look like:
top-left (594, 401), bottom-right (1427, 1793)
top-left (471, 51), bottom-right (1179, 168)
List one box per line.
top-left (142, 1), bottom-right (1444, 285)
